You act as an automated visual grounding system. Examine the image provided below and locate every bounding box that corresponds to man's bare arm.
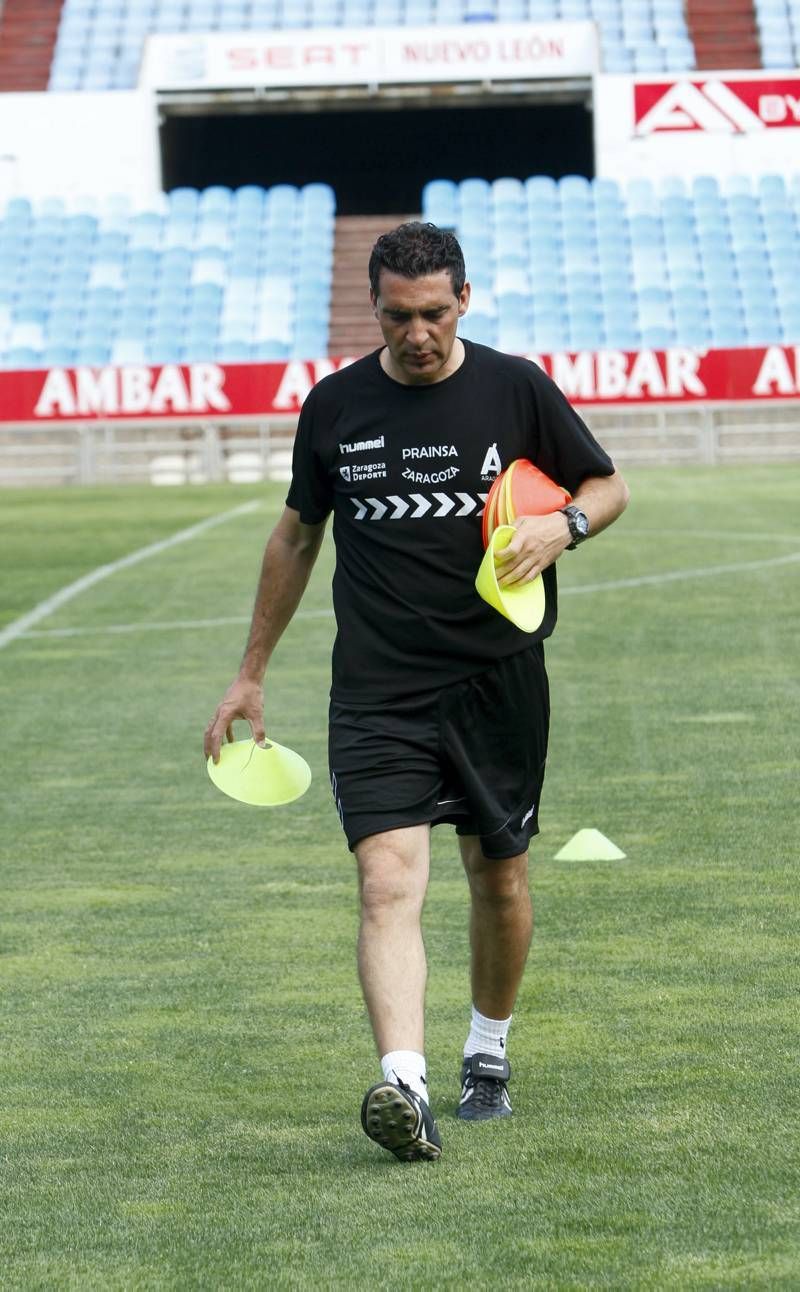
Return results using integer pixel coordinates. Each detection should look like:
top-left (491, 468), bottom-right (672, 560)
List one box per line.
top-left (204, 506), bottom-right (327, 762)
top-left (495, 469), bottom-right (630, 586)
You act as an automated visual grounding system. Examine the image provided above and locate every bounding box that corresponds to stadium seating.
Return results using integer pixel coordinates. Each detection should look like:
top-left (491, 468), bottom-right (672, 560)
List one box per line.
top-left (753, 0), bottom-right (800, 66)
top-left (0, 183), bottom-right (335, 367)
top-left (422, 173), bottom-right (800, 352)
top-left (47, 0), bottom-right (695, 91)
top-left (4, 172), bottom-right (799, 370)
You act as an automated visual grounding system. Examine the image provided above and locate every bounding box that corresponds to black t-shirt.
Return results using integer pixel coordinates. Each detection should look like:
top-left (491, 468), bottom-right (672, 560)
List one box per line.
top-left (286, 340), bottom-right (614, 704)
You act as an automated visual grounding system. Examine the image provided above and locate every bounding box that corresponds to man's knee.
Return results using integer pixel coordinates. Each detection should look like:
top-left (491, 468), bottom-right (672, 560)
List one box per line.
top-left (461, 842), bottom-right (530, 904)
top-left (356, 828), bottom-right (429, 916)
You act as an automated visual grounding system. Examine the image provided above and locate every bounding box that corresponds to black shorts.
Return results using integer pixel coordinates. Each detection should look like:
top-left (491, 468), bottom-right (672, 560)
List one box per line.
top-left (328, 644), bottom-right (550, 861)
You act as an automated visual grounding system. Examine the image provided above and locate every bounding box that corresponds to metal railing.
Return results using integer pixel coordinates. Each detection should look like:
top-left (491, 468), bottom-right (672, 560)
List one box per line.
top-left (1, 402), bottom-right (799, 487)
top-left (0, 419), bottom-right (296, 486)
top-left (583, 402), bottom-right (800, 465)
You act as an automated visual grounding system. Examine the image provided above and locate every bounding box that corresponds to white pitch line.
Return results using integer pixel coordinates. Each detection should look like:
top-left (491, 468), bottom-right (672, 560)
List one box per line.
top-left (14, 547), bottom-right (800, 643)
top-left (561, 548), bottom-right (800, 596)
top-left (605, 528), bottom-right (800, 544)
top-left (0, 500), bottom-right (262, 651)
top-left (21, 607), bottom-right (334, 639)
top-left (22, 615), bottom-right (254, 639)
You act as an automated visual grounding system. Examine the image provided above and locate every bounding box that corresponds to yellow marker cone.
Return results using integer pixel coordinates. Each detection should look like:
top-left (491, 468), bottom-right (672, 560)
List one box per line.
top-left (554, 829), bottom-right (626, 861)
top-left (475, 524), bottom-right (546, 634)
top-left (207, 737), bottom-right (311, 807)
top-left (495, 473), bottom-right (509, 526)
top-left (482, 469), bottom-right (506, 549)
top-left (502, 459), bottom-right (519, 522)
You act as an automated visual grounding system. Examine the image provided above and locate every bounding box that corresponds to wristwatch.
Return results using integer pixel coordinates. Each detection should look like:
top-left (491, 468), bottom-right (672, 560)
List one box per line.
top-left (560, 504), bottom-right (590, 549)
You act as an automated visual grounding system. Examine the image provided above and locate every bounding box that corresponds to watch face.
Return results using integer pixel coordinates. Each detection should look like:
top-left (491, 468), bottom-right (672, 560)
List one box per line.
top-left (564, 507), bottom-right (589, 545)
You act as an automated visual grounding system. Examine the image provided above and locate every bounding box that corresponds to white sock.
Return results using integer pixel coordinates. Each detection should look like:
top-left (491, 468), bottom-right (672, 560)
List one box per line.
top-left (380, 1050), bottom-right (429, 1104)
top-left (463, 1005), bottom-right (512, 1060)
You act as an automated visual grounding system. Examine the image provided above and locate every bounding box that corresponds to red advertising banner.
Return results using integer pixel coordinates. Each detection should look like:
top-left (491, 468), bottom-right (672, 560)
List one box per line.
top-left (1, 347), bottom-right (799, 424)
top-left (634, 75), bottom-right (800, 135)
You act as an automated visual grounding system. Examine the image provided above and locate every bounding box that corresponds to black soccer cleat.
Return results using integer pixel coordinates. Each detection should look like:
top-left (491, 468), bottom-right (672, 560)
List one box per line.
top-left (361, 1079), bottom-right (442, 1162)
top-left (458, 1052), bottom-right (513, 1121)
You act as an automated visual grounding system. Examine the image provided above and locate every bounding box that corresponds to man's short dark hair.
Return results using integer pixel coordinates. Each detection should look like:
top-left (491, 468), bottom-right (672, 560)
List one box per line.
top-left (369, 222), bottom-right (466, 298)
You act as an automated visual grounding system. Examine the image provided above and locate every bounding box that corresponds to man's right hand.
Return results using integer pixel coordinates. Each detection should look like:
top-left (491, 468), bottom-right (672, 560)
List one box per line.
top-left (203, 676), bottom-right (266, 764)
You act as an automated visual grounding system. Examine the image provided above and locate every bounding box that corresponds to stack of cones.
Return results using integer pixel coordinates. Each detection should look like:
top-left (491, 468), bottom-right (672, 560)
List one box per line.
top-left (482, 459), bottom-right (572, 550)
top-left (475, 460), bottom-right (572, 633)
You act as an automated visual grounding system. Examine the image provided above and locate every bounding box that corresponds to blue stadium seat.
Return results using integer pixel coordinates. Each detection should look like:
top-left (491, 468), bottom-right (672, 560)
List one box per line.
top-left (169, 188), bottom-right (200, 217)
top-left (2, 346), bottom-right (43, 369)
top-left (218, 341), bottom-right (255, 361)
top-left (531, 323), bottom-right (569, 350)
top-left (604, 326), bottom-right (640, 349)
top-left (602, 47), bottom-right (635, 71)
top-left (41, 344), bottom-right (78, 365)
top-left (758, 174), bottom-right (788, 204)
top-left (528, 0), bottom-right (557, 17)
top-left (255, 341), bottom-right (291, 360)
top-left (663, 37), bottom-right (695, 67)
top-left (423, 179), bottom-right (458, 225)
top-left (780, 308), bottom-right (800, 340)
top-left (74, 342), bottom-right (112, 363)
top-left (292, 329), bottom-right (330, 358)
top-left (371, 0), bottom-right (402, 23)
top-left (301, 182), bottom-right (336, 215)
top-left (496, 322), bottom-right (533, 353)
top-left (570, 323), bottom-right (605, 348)
top-left (111, 339), bottom-right (149, 364)
top-left (633, 45), bottom-right (665, 71)
top-left (640, 325), bottom-right (675, 347)
top-left (460, 315), bottom-right (497, 345)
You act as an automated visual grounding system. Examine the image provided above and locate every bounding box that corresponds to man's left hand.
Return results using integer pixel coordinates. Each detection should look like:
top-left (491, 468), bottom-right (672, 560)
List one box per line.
top-left (493, 513), bottom-right (571, 586)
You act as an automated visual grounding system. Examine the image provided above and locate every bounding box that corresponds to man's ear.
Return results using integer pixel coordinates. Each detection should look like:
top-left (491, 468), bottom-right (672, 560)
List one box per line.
top-left (369, 290), bottom-right (379, 318)
top-left (458, 282), bottom-right (471, 318)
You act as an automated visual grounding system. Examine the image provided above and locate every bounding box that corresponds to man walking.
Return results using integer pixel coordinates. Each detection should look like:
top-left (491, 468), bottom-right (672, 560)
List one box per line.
top-left (204, 222), bottom-right (629, 1163)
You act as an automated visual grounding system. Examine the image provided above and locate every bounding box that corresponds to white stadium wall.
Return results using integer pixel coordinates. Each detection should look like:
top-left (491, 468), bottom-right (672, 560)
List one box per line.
top-left (4, 61), bottom-right (800, 206)
top-left (0, 92), bottom-right (161, 205)
top-left (15, 56), bottom-right (800, 210)
top-left (595, 71), bottom-right (800, 180)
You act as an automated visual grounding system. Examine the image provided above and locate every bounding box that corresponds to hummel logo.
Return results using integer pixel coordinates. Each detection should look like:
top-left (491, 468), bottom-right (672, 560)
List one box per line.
top-left (521, 802), bottom-right (536, 829)
top-left (340, 435), bottom-right (384, 455)
top-left (477, 1060), bottom-right (505, 1073)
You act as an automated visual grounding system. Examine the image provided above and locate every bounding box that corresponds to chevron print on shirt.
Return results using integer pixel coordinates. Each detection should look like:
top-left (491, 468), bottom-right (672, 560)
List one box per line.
top-left (350, 492), bottom-right (488, 521)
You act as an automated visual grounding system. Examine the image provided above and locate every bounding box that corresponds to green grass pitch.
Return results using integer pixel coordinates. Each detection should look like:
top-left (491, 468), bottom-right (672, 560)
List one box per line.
top-left (1, 466), bottom-right (798, 1289)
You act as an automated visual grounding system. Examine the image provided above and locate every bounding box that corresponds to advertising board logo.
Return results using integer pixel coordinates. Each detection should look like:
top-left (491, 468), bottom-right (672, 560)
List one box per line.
top-left (167, 40), bottom-right (207, 83)
top-left (634, 77), bottom-right (800, 135)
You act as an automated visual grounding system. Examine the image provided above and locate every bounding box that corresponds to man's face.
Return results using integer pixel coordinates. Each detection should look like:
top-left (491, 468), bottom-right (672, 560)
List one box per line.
top-left (370, 269), bottom-right (471, 385)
